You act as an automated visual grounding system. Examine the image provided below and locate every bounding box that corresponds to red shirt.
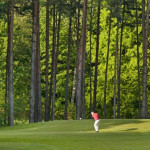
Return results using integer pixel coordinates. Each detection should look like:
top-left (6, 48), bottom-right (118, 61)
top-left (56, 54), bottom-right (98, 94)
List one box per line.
top-left (92, 113), bottom-right (100, 120)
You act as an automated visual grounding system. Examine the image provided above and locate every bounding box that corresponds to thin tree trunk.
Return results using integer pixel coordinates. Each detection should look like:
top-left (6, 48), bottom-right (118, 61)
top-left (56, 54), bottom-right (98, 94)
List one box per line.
top-left (71, 0), bottom-right (81, 105)
top-left (93, 0), bottom-right (100, 112)
top-left (52, 12), bottom-right (61, 120)
top-left (136, 0), bottom-right (141, 118)
top-left (34, 0), bottom-right (40, 122)
top-left (114, 21), bottom-right (119, 119)
top-left (51, 5), bottom-right (56, 121)
top-left (141, 0), bottom-right (149, 118)
top-left (82, 37), bottom-right (86, 119)
top-left (64, 1), bottom-right (72, 119)
top-left (141, 0), bottom-right (146, 118)
top-left (76, 0), bottom-right (87, 120)
top-left (45, 0), bottom-right (50, 121)
top-left (37, 0), bottom-right (42, 122)
top-left (104, 11), bottom-right (112, 118)
top-left (89, 0), bottom-right (93, 112)
top-left (8, 0), bottom-right (14, 126)
top-left (81, 0), bottom-right (86, 119)
top-left (30, 0), bottom-right (38, 123)
top-left (71, 68), bottom-right (76, 104)
top-left (117, 1), bottom-right (125, 119)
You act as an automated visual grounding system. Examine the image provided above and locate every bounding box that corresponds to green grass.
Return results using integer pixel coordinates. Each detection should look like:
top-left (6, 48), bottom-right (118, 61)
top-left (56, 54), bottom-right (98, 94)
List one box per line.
top-left (0, 119), bottom-right (150, 150)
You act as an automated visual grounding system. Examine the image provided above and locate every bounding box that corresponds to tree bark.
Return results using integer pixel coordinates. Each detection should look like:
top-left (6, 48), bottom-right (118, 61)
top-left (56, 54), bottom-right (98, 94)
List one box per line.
top-left (117, 1), bottom-right (125, 119)
top-left (71, 0), bottom-right (81, 105)
top-left (7, 0), bottom-right (14, 126)
top-left (37, 0), bottom-right (42, 122)
top-left (93, 0), bottom-right (100, 112)
top-left (52, 12), bottom-right (61, 120)
top-left (30, 0), bottom-right (38, 123)
top-left (64, 1), bottom-right (72, 119)
top-left (51, 5), bottom-right (56, 121)
top-left (104, 11), bottom-right (112, 118)
top-left (76, 0), bottom-right (87, 120)
top-left (45, 0), bottom-right (50, 122)
top-left (71, 68), bottom-right (76, 104)
top-left (141, 0), bottom-right (149, 118)
top-left (82, 33), bottom-right (86, 119)
top-left (34, 0), bottom-right (42, 122)
top-left (135, 0), bottom-right (141, 118)
top-left (114, 21), bottom-right (119, 119)
top-left (89, 0), bottom-right (93, 112)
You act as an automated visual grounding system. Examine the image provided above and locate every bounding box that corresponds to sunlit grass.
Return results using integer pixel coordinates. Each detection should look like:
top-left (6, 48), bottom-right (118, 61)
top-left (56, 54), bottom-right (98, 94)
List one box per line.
top-left (0, 119), bottom-right (150, 150)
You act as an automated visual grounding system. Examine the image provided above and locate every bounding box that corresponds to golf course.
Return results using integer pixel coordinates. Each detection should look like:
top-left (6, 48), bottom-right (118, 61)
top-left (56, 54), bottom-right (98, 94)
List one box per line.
top-left (0, 119), bottom-right (150, 150)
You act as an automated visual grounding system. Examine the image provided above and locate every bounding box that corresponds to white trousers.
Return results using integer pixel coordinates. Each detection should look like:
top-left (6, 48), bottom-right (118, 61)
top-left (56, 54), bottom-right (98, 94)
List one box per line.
top-left (94, 119), bottom-right (100, 131)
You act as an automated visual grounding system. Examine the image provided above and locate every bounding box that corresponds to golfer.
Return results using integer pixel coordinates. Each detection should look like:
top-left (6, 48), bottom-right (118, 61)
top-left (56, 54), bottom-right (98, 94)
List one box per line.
top-left (91, 112), bottom-right (100, 132)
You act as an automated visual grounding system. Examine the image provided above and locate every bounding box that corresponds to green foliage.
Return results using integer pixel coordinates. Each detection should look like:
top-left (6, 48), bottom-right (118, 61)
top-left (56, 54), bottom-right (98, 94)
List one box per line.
top-left (0, 0), bottom-right (150, 125)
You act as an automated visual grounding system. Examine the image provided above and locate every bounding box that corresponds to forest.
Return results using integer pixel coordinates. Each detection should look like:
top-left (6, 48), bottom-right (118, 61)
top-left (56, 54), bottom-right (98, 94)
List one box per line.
top-left (0, 0), bottom-right (150, 126)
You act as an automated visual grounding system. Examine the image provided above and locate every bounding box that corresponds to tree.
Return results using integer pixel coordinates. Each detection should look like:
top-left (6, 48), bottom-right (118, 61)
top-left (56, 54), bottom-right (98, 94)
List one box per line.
top-left (51, 4), bottom-right (56, 121)
top-left (64, 0), bottom-right (72, 120)
top-left (52, 11), bottom-right (61, 120)
top-left (29, 0), bottom-right (38, 123)
top-left (89, 0), bottom-right (93, 112)
top-left (45, 0), bottom-right (50, 122)
top-left (76, 0), bottom-right (87, 119)
top-left (7, 0), bottom-right (14, 126)
top-left (113, 21), bottom-right (119, 119)
top-left (104, 10), bottom-right (112, 118)
top-left (141, 0), bottom-right (149, 118)
top-left (135, 0), bottom-right (141, 118)
top-left (109, 0), bottom-right (121, 119)
top-left (71, 0), bottom-right (81, 105)
top-left (93, 0), bottom-right (100, 112)
top-left (34, 0), bottom-right (42, 122)
top-left (117, 0), bottom-right (125, 119)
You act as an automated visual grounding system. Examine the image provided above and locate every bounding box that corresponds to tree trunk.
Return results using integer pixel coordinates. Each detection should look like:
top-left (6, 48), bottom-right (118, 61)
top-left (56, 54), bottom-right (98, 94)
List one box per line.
top-left (82, 32), bottom-right (86, 118)
top-left (7, 0), bottom-right (14, 126)
top-left (51, 5), bottom-right (56, 121)
top-left (30, 0), bottom-right (38, 123)
top-left (76, 0), bottom-right (87, 120)
top-left (93, 0), bottom-right (100, 112)
top-left (52, 12), bottom-right (61, 120)
top-left (117, 1), bottom-right (125, 119)
top-left (136, 0), bottom-right (141, 118)
top-left (37, 0), bottom-right (42, 122)
top-left (141, 0), bottom-right (149, 118)
top-left (114, 21), bottom-right (119, 119)
top-left (71, 68), bottom-right (76, 104)
top-left (45, 0), bottom-right (50, 122)
top-left (34, 0), bottom-right (41, 122)
top-left (71, 0), bottom-right (81, 105)
top-left (64, 7), bottom-right (72, 119)
top-left (89, 0), bottom-right (93, 112)
top-left (104, 11), bottom-right (112, 118)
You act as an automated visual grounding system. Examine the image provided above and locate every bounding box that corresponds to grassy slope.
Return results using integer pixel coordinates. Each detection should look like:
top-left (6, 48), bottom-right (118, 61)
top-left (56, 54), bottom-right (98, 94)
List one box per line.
top-left (0, 119), bottom-right (150, 150)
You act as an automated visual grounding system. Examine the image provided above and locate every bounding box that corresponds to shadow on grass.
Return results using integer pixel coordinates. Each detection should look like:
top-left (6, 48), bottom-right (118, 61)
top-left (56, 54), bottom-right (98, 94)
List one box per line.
top-left (100, 119), bottom-right (148, 130)
top-left (123, 128), bottom-right (138, 131)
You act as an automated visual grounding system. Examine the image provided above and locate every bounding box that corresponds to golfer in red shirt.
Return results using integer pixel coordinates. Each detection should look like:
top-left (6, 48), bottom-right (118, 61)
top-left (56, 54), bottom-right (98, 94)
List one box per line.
top-left (91, 112), bottom-right (100, 132)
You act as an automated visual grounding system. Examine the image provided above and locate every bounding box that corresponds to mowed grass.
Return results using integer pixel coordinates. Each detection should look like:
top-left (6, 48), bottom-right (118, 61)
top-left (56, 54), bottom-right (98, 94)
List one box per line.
top-left (0, 119), bottom-right (150, 150)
